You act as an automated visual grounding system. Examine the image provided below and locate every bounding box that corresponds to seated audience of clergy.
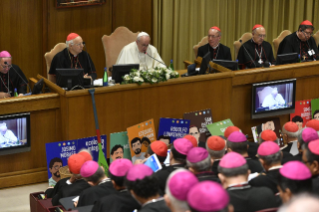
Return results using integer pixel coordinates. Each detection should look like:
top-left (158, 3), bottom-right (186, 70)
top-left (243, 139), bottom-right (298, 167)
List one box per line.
top-left (277, 161), bottom-right (313, 203)
top-left (206, 135), bottom-right (226, 175)
top-left (164, 169), bottom-right (199, 212)
top-left (116, 32), bottom-right (166, 70)
top-left (187, 181), bottom-right (232, 212)
top-left (92, 158), bottom-right (141, 212)
top-left (281, 121), bottom-right (300, 156)
top-left (46, 150), bottom-right (92, 198)
top-left (187, 26), bottom-right (232, 75)
top-left (48, 33), bottom-right (97, 84)
top-left (237, 24), bottom-right (275, 69)
top-left (249, 141), bottom-right (282, 205)
top-left (277, 20), bottom-right (319, 61)
top-left (302, 140), bottom-right (319, 195)
top-left (51, 153), bottom-right (91, 206)
top-left (278, 193), bottom-right (319, 212)
top-left (226, 131), bottom-right (263, 173)
top-left (155, 138), bottom-right (193, 195)
top-left (218, 152), bottom-right (279, 211)
top-left (125, 164), bottom-right (171, 212)
top-left (0, 51), bottom-right (28, 98)
top-left (259, 129), bottom-right (294, 164)
top-left (186, 147), bottom-right (220, 183)
top-left (75, 160), bottom-right (116, 207)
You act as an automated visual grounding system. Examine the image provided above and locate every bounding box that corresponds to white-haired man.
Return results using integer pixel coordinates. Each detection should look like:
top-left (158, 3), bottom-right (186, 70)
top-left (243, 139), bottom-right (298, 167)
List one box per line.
top-left (237, 24), bottom-right (275, 69)
top-left (262, 87), bottom-right (286, 109)
top-left (116, 32), bottom-right (165, 70)
top-left (48, 33), bottom-right (96, 83)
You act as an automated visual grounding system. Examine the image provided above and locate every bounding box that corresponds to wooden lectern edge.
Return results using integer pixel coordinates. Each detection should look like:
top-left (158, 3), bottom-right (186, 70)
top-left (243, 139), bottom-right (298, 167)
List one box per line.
top-left (37, 74), bottom-right (66, 96)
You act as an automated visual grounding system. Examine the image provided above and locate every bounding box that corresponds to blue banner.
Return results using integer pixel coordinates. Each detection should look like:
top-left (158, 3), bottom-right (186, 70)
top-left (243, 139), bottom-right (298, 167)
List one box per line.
top-left (45, 135), bottom-right (107, 182)
top-left (157, 118), bottom-right (190, 143)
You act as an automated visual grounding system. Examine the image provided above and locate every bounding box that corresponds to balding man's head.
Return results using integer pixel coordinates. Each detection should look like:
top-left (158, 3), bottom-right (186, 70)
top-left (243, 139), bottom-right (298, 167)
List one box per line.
top-left (252, 26), bottom-right (266, 45)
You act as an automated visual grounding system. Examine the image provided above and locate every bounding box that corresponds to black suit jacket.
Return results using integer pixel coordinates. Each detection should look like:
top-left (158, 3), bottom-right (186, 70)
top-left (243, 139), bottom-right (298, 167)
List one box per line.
top-left (197, 43), bottom-right (232, 60)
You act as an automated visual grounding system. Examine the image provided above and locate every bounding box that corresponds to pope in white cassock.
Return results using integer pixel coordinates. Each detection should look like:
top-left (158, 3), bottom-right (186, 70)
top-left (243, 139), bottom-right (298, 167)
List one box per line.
top-left (116, 32), bottom-right (166, 70)
top-left (262, 87), bottom-right (286, 109)
top-left (0, 122), bottom-right (18, 145)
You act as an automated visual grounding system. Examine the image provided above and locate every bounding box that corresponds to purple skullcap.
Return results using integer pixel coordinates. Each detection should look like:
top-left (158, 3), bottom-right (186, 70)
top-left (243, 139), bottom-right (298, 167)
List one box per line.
top-left (280, 161), bottom-right (311, 180)
top-left (0, 51), bottom-right (11, 58)
top-left (308, 140), bottom-right (319, 155)
top-left (219, 152), bottom-right (246, 169)
top-left (109, 158), bottom-right (133, 177)
top-left (168, 170), bottom-right (198, 201)
top-left (126, 164), bottom-right (153, 181)
top-left (187, 181), bottom-right (229, 211)
top-left (302, 128), bottom-right (319, 143)
top-left (173, 138), bottom-right (194, 155)
top-left (187, 147), bottom-right (209, 163)
top-left (257, 141), bottom-right (280, 156)
top-left (227, 131), bottom-right (247, 143)
top-left (80, 160), bottom-right (99, 178)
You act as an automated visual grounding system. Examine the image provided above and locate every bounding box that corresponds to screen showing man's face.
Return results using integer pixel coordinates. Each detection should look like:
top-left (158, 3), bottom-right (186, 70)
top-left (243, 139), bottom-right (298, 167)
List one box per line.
top-left (111, 147), bottom-right (124, 161)
top-left (189, 127), bottom-right (200, 143)
top-left (132, 140), bottom-right (142, 155)
top-left (49, 162), bottom-right (62, 178)
top-left (314, 113), bottom-right (319, 120)
top-left (263, 121), bottom-right (275, 131)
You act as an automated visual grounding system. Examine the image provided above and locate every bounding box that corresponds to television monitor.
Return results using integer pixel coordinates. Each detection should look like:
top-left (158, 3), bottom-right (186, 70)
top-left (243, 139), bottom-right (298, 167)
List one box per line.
top-left (112, 64), bottom-right (139, 84)
top-left (56, 68), bottom-right (84, 90)
top-left (0, 113), bottom-right (31, 156)
top-left (32, 78), bottom-right (44, 95)
top-left (275, 53), bottom-right (299, 65)
top-left (251, 78), bottom-right (296, 119)
top-left (213, 59), bottom-right (238, 71)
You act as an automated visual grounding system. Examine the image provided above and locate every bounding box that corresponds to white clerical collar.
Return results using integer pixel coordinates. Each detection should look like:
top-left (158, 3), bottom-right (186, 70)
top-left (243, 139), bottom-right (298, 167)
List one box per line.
top-left (212, 43), bottom-right (219, 49)
top-left (269, 165), bottom-right (282, 171)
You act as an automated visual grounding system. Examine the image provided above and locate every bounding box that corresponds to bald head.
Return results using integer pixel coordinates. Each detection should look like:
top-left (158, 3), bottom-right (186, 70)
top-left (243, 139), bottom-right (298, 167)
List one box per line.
top-left (252, 27), bottom-right (266, 45)
top-left (278, 194), bottom-right (319, 212)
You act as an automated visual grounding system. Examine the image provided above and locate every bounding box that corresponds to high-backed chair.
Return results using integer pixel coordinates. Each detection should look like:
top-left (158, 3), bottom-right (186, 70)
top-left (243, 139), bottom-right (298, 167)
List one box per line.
top-left (313, 30), bottom-right (319, 47)
top-left (101, 27), bottom-right (139, 75)
top-left (273, 30), bottom-right (291, 57)
top-left (183, 36), bottom-right (208, 68)
top-left (234, 33), bottom-right (252, 60)
top-left (44, 43), bottom-right (67, 80)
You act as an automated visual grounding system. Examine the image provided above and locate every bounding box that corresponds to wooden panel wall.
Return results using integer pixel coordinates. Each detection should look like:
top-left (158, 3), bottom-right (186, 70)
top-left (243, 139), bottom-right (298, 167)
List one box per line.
top-left (0, 0), bottom-right (43, 84)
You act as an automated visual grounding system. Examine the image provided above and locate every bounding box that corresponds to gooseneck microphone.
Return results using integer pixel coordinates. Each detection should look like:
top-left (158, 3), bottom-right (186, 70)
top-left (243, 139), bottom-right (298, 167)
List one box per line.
top-left (5, 62), bottom-right (32, 94)
top-left (144, 52), bottom-right (167, 68)
top-left (239, 40), bottom-right (257, 68)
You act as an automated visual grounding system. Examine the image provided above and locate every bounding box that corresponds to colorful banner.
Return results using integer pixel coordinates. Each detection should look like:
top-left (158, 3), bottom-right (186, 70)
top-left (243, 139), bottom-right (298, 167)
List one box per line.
top-left (290, 99), bottom-right (311, 129)
top-left (206, 119), bottom-right (234, 136)
top-left (45, 135), bottom-right (106, 186)
top-left (157, 118), bottom-right (190, 144)
top-left (127, 119), bottom-right (156, 164)
top-left (110, 131), bottom-right (131, 162)
top-left (311, 98), bottom-right (319, 121)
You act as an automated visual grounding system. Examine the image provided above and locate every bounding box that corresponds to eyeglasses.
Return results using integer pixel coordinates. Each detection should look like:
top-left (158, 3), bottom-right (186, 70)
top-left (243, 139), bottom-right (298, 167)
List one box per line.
top-left (303, 31), bottom-right (313, 36)
top-left (53, 165), bottom-right (62, 170)
top-left (0, 64), bottom-right (12, 69)
top-left (73, 42), bottom-right (85, 47)
top-left (257, 34), bottom-right (266, 38)
top-left (208, 35), bottom-right (220, 38)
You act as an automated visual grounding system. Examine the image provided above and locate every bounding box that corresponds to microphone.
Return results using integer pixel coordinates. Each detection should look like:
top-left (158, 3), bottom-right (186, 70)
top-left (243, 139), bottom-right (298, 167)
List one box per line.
top-left (144, 52), bottom-right (167, 68)
top-left (301, 31), bottom-right (316, 60)
top-left (239, 40), bottom-right (257, 68)
top-left (5, 62), bottom-right (32, 95)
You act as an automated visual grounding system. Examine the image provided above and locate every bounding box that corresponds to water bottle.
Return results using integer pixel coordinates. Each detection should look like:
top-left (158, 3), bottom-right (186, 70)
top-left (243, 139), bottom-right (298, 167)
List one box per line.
top-left (103, 67), bottom-right (108, 86)
top-left (169, 59), bottom-right (174, 70)
top-left (14, 88), bottom-right (18, 97)
top-left (236, 59), bottom-right (240, 70)
top-left (298, 54), bottom-right (301, 63)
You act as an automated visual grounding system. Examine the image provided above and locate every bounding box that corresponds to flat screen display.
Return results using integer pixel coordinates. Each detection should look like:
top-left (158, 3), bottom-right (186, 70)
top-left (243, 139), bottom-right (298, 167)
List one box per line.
top-left (0, 113), bottom-right (30, 155)
top-left (252, 79), bottom-right (296, 119)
